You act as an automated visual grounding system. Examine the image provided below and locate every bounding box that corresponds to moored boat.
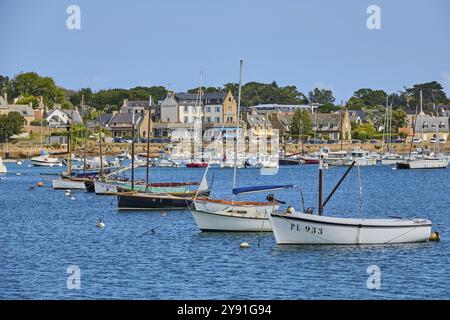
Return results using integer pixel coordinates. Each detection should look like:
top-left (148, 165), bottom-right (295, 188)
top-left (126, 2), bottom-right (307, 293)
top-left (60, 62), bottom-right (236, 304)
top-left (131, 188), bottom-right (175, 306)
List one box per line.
top-left (269, 156), bottom-right (433, 245)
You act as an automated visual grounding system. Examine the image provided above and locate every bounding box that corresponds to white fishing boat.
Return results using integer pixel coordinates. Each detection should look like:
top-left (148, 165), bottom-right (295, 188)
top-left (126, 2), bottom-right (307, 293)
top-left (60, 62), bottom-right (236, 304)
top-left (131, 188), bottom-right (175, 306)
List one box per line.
top-left (52, 178), bottom-right (87, 189)
top-left (31, 150), bottom-right (62, 167)
top-left (191, 188), bottom-right (286, 232)
top-left (324, 150), bottom-right (349, 166)
top-left (94, 180), bottom-right (120, 194)
top-left (269, 211), bottom-right (432, 244)
top-left (269, 156), bottom-right (433, 245)
top-left (345, 149), bottom-right (377, 166)
top-left (0, 157), bottom-right (7, 173)
top-left (380, 153), bottom-right (404, 165)
top-left (397, 158), bottom-right (448, 169)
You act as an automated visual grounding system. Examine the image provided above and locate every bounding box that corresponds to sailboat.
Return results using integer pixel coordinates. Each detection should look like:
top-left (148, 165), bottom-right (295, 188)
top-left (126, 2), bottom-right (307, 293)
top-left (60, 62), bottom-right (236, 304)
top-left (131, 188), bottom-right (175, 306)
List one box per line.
top-left (190, 60), bottom-right (292, 232)
top-left (116, 98), bottom-right (210, 210)
top-left (397, 91), bottom-right (448, 169)
top-left (381, 96), bottom-right (403, 165)
top-left (269, 156), bottom-right (432, 244)
top-left (0, 157), bottom-right (7, 173)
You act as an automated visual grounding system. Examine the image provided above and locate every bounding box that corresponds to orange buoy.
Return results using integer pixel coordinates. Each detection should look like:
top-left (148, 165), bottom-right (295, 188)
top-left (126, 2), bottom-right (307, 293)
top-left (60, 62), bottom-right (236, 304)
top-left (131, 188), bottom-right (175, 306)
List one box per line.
top-left (37, 181), bottom-right (44, 187)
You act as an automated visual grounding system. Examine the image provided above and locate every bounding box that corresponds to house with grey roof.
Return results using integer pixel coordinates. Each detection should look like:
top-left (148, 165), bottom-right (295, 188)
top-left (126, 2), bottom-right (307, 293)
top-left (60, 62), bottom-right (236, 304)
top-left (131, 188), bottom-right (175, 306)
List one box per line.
top-left (86, 113), bottom-right (114, 129)
top-left (0, 93), bottom-right (37, 126)
top-left (109, 112), bottom-right (151, 140)
top-left (311, 111), bottom-right (352, 141)
top-left (160, 90), bottom-right (237, 125)
top-left (412, 115), bottom-right (449, 142)
top-left (46, 108), bottom-right (83, 128)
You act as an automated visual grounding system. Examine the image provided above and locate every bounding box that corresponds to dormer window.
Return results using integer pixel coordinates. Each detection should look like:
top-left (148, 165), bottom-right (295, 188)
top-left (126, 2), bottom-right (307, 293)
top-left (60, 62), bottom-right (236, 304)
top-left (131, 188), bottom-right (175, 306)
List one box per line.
top-left (422, 122), bottom-right (428, 128)
top-left (439, 122), bottom-right (445, 128)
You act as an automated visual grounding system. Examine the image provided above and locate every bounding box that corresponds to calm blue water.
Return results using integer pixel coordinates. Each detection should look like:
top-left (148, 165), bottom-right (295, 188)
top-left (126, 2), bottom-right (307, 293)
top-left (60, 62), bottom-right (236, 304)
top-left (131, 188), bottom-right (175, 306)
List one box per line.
top-left (0, 161), bottom-right (449, 299)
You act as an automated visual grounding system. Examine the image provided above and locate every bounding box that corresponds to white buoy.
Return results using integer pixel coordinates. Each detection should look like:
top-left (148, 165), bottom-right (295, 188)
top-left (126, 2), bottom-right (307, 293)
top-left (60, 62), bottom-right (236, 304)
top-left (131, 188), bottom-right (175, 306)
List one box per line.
top-left (28, 164), bottom-right (32, 168)
top-left (65, 192), bottom-right (71, 196)
top-left (16, 172), bottom-right (21, 176)
top-left (70, 196), bottom-right (75, 200)
top-left (240, 242), bottom-right (250, 249)
top-left (17, 161), bottom-right (22, 165)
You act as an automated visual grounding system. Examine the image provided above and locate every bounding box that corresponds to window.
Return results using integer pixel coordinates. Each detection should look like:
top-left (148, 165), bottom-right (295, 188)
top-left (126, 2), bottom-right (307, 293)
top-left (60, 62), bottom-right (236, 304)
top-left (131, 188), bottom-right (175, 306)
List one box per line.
top-left (215, 117), bottom-right (220, 123)
top-left (215, 107), bottom-right (220, 113)
top-left (184, 106), bottom-right (188, 112)
top-left (206, 107), bottom-right (211, 113)
top-left (431, 123), bottom-right (436, 128)
top-left (439, 122), bottom-right (445, 128)
top-left (184, 116), bottom-right (188, 123)
top-left (229, 97), bottom-right (232, 102)
top-left (206, 117), bottom-right (211, 123)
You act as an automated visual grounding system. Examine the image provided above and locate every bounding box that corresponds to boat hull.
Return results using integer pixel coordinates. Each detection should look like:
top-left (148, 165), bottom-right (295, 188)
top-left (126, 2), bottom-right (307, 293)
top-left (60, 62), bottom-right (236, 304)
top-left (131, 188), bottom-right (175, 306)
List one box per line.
top-left (31, 158), bottom-right (62, 167)
top-left (117, 192), bottom-right (193, 210)
top-left (397, 159), bottom-right (448, 169)
top-left (94, 181), bottom-right (118, 195)
top-left (52, 179), bottom-right (87, 190)
top-left (269, 212), bottom-right (432, 245)
top-left (191, 210), bottom-right (272, 232)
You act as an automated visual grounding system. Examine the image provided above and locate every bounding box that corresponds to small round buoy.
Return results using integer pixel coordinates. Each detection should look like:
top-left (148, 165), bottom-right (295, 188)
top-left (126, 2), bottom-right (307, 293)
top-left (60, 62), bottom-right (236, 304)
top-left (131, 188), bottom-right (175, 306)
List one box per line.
top-left (16, 172), bottom-right (21, 176)
top-left (392, 167), bottom-right (397, 170)
top-left (64, 191), bottom-right (71, 196)
top-left (161, 212), bottom-right (167, 217)
top-left (28, 164), bottom-right (32, 168)
top-left (70, 196), bottom-right (76, 201)
top-left (240, 242), bottom-right (250, 249)
top-left (17, 161), bottom-right (22, 165)
top-left (37, 181), bottom-right (44, 187)
top-left (66, 189), bottom-right (71, 193)
top-left (429, 231), bottom-right (440, 242)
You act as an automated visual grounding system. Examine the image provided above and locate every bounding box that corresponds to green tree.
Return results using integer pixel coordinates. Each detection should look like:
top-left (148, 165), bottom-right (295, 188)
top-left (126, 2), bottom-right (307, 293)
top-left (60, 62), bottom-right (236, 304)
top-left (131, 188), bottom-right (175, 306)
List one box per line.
top-left (363, 105), bottom-right (386, 130)
top-left (15, 95), bottom-right (39, 107)
top-left (0, 112), bottom-right (25, 142)
top-left (353, 88), bottom-right (387, 107)
top-left (403, 81), bottom-right (447, 113)
top-left (291, 109), bottom-right (312, 138)
top-left (308, 88), bottom-right (335, 105)
top-left (391, 108), bottom-right (407, 131)
top-left (9, 72), bottom-right (65, 107)
top-left (351, 123), bottom-right (376, 140)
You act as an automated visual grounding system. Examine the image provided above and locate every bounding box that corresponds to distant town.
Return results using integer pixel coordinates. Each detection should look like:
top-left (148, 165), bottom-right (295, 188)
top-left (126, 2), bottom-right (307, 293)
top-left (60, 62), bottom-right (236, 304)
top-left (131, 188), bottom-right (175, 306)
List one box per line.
top-left (0, 72), bottom-right (449, 159)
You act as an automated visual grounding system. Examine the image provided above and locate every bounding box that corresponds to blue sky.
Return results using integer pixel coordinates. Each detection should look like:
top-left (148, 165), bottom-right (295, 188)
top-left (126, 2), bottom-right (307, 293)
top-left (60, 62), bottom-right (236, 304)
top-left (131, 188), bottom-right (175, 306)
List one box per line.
top-left (1, 0), bottom-right (449, 102)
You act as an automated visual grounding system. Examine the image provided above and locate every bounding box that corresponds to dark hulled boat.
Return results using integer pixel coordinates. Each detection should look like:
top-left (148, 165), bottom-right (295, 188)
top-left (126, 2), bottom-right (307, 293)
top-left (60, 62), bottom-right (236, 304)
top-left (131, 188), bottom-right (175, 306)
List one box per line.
top-left (117, 189), bottom-right (210, 210)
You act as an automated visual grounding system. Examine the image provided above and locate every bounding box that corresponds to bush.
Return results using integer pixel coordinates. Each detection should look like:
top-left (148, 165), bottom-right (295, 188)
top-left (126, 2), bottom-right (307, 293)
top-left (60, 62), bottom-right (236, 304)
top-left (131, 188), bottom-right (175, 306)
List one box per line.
top-left (30, 119), bottom-right (47, 126)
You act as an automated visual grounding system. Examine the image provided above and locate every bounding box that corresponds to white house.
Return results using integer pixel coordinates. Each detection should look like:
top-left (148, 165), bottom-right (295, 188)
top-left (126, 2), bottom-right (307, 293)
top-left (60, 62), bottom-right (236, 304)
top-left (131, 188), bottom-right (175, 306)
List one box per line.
top-left (46, 109), bottom-right (83, 128)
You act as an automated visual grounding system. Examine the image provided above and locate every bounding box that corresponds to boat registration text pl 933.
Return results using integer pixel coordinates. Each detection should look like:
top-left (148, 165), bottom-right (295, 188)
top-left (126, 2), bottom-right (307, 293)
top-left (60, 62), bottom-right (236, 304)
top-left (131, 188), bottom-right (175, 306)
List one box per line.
top-left (290, 223), bottom-right (323, 235)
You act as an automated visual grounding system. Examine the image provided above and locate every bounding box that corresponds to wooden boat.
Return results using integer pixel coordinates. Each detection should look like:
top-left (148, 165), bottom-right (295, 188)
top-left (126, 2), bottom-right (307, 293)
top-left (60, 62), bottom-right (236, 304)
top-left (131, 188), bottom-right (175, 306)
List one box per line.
top-left (117, 188), bottom-right (210, 210)
top-left (269, 156), bottom-right (433, 245)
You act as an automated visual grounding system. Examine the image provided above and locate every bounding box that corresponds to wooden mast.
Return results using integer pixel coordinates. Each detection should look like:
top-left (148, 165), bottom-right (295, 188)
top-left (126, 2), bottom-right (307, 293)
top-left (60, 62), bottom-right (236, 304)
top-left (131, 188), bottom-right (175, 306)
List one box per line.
top-left (131, 113), bottom-right (135, 190)
top-left (145, 97), bottom-right (152, 192)
top-left (98, 120), bottom-right (104, 181)
top-left (318, 154), bottom-right (323, 215)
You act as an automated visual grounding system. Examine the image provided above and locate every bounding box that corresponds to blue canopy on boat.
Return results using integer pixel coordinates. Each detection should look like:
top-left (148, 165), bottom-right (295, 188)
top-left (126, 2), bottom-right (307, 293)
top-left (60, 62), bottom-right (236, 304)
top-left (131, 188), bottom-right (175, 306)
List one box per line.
top-left (232, 184), bottom-right (294, 195)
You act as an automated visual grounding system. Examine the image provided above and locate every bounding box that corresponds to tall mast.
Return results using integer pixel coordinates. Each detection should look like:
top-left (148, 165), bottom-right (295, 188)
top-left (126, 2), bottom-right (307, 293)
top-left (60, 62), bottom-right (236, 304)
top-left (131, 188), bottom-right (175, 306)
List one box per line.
top-left (145, 96), bottom-right (152, 192)
top-left (232, 60), bottom-right (243, 190)
top-left (318, 154), bottom-right (324, 216)
top-left (98, 121), bottom-right (104, 181)
top-left (131, 113), bottom-right (135, 190)
top-left (420, 90), bottom-right (424, 159)
top-left (66, 121), bottom-right (72, 176)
